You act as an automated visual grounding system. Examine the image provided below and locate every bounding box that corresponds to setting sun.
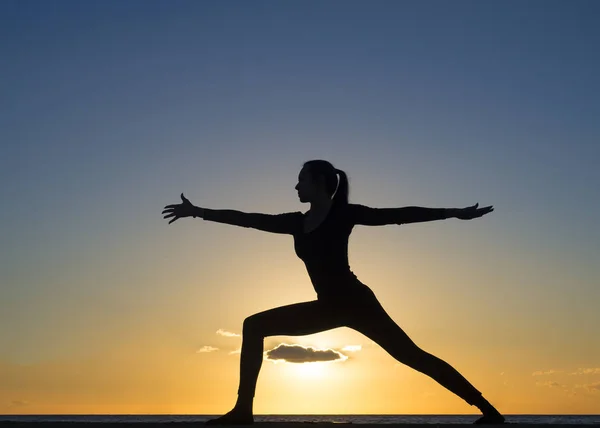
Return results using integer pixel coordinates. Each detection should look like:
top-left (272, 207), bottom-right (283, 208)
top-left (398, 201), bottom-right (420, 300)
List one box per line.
top-left (291, 362), bottom-right (331, 379)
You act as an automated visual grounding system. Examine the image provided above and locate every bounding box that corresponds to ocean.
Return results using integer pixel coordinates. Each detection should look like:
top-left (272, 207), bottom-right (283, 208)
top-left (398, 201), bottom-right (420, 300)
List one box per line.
top-left (0, 415), bottom-right (599, 424)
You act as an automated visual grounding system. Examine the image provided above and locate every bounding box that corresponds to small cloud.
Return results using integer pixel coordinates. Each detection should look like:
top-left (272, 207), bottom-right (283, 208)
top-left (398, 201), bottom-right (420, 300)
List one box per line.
top-left (536, 381), bottom-right (565, 388)
top-left (229, 348), bottom-right (241, 355)
top-left (341, 345), bottom-right (362, 352)
top-left (583, 382), bottom-right (600, 393)
top-left (532, 369), bottom-right (561, 376)
top-left (500, 372), bottom-right (505, 376)
top-left (9, 400), bottom-right (29, 407)
top-left (265, 343), bottom-right (348, 363)
top-left (197, 345), bottom-right (219, 353)
top-left (216, 329), bottom-right (241, 338)
top-left (570, 368), bottom-right (600, 375)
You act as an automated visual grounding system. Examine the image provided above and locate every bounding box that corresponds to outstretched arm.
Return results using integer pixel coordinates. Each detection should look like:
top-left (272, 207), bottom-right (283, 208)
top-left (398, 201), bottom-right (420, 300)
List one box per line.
top-left (351, 203), bottom-right (493, 226)
top-left (200, 207), bottom-right (300, 234)
top-left (162, 193), bottom-right (299, 234)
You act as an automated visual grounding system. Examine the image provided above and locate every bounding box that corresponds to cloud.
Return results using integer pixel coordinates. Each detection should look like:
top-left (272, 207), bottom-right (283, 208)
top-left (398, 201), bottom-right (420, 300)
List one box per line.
top-left (229, 348), bottom-right (241, 355)
top-left (196, 346), bottom-right (219, 353)
top-left (570, 368), bottom-right (600, 375)
top-left (341, 345), bottom-right (362, 352)
top-left (216, 329), bottom-right (241, 338)
top-left (532, 369), bottom-right (561, 376)
top-left (531, 367), bottom-right (600, 377)
top-left (582, 382), bottom-right (600, 393)
top-left (265, 344), bottom-right (348, 363)
top-left (9, 400), bottom-right (29, 407)
top-left (536, 381), bottom-right (565, 389)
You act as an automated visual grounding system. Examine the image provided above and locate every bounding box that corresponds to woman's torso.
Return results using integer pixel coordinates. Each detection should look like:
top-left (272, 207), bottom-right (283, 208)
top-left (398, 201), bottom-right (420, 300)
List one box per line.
top-left (293, 203), bottom-right (368, 299)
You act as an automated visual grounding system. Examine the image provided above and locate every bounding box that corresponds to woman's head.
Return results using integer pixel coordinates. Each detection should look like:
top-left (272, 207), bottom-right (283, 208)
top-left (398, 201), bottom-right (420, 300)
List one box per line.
top-left (295, 160), bottom-right (349, 205)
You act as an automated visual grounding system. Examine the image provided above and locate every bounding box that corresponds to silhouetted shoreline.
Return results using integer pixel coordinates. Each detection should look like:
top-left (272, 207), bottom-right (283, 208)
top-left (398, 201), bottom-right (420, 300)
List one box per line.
top-left (1, 423), bottom-right (600, 427)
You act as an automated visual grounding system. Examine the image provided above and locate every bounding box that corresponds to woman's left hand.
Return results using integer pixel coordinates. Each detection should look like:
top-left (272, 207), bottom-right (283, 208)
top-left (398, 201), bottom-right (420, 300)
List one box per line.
top-left (455, 203), bottom-right (494, 220)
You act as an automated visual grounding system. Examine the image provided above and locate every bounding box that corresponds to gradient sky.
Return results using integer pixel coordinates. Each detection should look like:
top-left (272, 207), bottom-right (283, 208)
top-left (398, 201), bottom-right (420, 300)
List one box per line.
top-left (1, 0), bottom-right (599, 415)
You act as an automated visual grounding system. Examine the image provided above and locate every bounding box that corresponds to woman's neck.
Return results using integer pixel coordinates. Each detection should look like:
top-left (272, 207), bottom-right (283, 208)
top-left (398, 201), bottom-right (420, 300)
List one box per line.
top-left (309, 195), bottom-right (333, 214)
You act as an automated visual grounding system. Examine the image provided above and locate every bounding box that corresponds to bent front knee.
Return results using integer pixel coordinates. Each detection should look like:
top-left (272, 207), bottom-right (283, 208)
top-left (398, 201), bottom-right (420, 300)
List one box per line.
top-left (242, 314), bottom-right (262, 338)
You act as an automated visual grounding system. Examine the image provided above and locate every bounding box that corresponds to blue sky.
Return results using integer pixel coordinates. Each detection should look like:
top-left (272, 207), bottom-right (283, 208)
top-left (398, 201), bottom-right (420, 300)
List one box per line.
top-left (1, 0), bottom-right (599, 414)
top-left (3, 0), bottom-right (598, 289)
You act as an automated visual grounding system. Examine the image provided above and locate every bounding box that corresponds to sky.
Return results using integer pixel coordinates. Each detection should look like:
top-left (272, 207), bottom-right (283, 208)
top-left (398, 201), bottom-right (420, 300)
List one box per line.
top-left (1, 0), bottom-right (599, 416)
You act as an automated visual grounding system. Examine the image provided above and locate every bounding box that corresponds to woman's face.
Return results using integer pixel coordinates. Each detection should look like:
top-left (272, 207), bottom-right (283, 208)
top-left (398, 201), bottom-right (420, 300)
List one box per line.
top-left (295, 167), bottom-right (321, 203)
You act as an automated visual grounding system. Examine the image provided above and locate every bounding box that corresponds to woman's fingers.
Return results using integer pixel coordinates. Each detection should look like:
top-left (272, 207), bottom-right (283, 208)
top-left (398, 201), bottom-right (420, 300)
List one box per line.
top-left (476, 206), bottom-right (493, 217)
top-left (456, 204), bottom-right (493, 220)
top-left (163, 203), bottom-right (185, 213)
top-left (163, 197), bottom-right (190, 224)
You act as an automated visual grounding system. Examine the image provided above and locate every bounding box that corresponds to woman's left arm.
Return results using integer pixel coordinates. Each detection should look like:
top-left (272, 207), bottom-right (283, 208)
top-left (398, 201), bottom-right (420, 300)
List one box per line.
top-left (350, 203), bottom-right (493, 226)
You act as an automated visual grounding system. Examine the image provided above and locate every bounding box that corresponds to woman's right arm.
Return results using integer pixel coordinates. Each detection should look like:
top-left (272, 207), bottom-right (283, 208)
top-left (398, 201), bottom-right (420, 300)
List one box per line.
top-left (163, 193), bottom-right (300, 235)
top-left (196, 206), bottom-right (300, 235)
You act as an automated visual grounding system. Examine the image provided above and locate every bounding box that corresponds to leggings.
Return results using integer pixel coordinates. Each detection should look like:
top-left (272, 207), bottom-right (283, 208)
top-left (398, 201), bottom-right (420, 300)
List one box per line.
top-left (238, 286), bottom-right (482, 407)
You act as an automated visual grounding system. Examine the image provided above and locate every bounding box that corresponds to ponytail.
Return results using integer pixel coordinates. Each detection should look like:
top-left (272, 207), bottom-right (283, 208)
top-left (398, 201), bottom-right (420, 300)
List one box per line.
top-left (333, 168), bottom-right (349, 206)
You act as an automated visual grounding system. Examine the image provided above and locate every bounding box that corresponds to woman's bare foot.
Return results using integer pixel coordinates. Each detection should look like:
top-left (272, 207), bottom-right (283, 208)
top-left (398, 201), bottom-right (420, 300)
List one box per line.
top-left (472, 395), bottom-right (505, 424)
top-left (473, 413), bottom-right (505, 424)
top-left (205, 408), bottom-right (254, 425)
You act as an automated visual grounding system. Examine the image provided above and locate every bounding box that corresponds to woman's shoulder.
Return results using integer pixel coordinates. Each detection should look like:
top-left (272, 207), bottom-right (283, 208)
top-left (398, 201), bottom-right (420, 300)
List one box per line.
top-left (335, 202), bottom-right (362, 213)
top-left (331, 202), bottom-right (362, 222)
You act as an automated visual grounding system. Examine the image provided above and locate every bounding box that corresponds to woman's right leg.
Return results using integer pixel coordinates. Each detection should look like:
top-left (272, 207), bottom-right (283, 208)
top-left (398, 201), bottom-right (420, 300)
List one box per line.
top-left (207, 300), bottom-right (348, 425)
top-left (347, 291), bottom-right (504, 424)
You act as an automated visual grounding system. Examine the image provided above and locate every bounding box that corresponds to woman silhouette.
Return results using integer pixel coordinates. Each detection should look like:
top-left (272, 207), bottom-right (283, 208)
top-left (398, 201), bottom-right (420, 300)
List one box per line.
top-left (162, 160), bottom-right (504, 425)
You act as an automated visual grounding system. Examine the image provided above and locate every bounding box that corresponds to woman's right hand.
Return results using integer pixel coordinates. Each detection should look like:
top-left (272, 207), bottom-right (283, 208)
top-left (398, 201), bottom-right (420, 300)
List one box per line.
top-left (162, 193), bottom-right (199, 224)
